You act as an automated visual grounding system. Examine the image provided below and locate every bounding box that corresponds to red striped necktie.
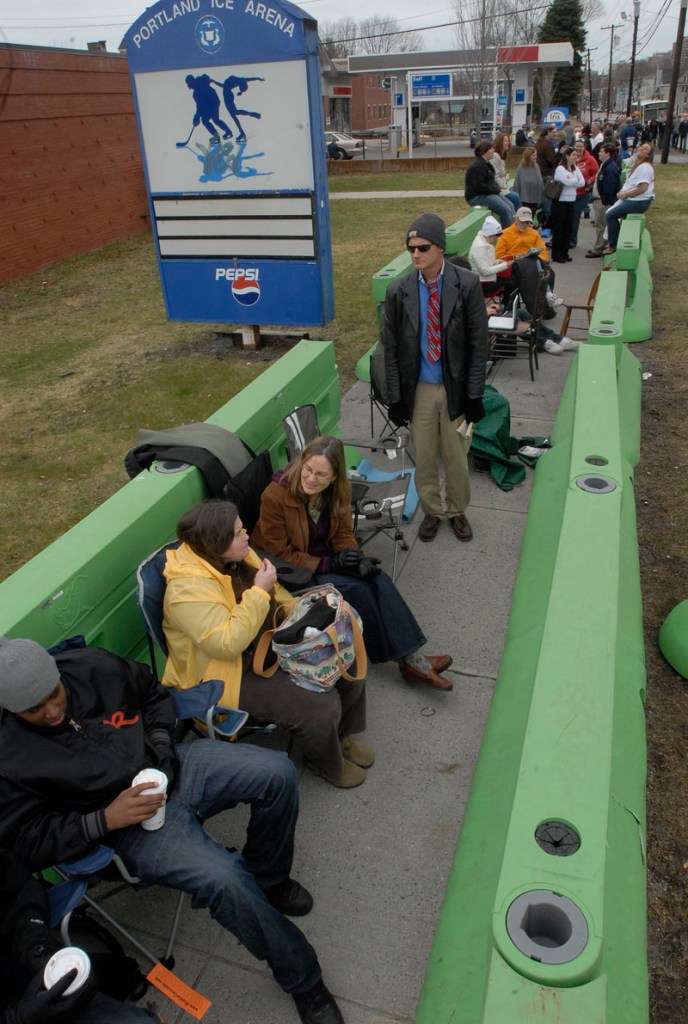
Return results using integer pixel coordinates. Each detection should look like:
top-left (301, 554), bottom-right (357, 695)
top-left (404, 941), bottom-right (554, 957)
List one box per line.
top-left (426, 279), bottom-right (441, 363)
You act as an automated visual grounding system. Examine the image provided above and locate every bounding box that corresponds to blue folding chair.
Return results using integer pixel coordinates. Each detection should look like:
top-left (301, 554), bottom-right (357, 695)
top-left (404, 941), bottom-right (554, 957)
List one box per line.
top-left (135, 542), bottom-right (292, 742)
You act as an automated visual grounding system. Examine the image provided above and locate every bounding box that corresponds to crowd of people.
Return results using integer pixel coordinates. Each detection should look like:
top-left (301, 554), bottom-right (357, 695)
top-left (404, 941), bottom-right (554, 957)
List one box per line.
top-left (0, 212), bottom-right (493, 1024)
top-left (465, 115), bottom-right (659, 260)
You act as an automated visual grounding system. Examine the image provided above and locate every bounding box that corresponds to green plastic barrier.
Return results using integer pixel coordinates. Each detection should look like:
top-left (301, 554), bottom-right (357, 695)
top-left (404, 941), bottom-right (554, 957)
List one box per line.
top-left (0, 340), bottom-right (341, 658)
top-left (658, 599), bottom-right (688, 679)
top-left (614, 218), bottom-right (642, 271)
top-left (371, 208), bottom-right (487, 302)
top-left (587, 272), bottom-right (628, 353)
top-left (416, 343), bottom-right (647, 1024)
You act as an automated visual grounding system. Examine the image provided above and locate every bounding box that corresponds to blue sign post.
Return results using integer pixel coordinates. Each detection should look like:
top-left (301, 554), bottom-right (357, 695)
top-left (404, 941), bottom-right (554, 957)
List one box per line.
top-left (124, 0), bottom-right (333, 327)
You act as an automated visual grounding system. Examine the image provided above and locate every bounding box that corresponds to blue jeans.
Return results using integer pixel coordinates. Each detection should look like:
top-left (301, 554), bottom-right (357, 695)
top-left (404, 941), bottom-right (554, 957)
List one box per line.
top-left (605, 197), bottom-right (653, 248)
top-left (110, 742), bottom-right (320, 995)
top-left (569, 193), bottom-right (590, 247)
top-left (467, 193), bottom-right (515, 227)
top-left (503, 189), bottom-right (522, 211)
top-left (315, 570), bottom-right (426, 664)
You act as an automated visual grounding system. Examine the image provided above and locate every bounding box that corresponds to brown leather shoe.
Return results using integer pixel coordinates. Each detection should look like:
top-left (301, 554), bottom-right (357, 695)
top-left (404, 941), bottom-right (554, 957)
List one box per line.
top-left (418, 514), bottom-right (441, 542)
top-left (427, 654), bottom-right (453, 673)
top-left (399, 661), bottom-right (453, 691)
top-left (449, 514), bottom-right (473, 541)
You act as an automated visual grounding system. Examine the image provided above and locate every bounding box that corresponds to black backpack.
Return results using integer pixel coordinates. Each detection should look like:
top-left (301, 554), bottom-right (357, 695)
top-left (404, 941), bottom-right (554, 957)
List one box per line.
top-left (66, 908), bottom-right (149, 1002)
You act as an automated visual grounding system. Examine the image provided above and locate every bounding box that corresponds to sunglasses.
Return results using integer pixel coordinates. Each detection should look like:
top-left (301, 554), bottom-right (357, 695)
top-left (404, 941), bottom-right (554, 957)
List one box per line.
top-left (407, 243), bottom-right (433, 253)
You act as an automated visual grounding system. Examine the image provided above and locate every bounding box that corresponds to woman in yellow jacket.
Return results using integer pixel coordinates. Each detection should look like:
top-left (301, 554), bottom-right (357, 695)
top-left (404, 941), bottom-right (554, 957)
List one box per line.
top-left (162, 499), bottom-right (372, 788)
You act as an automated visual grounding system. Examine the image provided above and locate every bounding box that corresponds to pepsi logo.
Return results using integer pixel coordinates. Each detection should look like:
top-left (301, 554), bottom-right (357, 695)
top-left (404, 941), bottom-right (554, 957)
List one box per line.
top-left (231, 274), bottom-right (261, 307)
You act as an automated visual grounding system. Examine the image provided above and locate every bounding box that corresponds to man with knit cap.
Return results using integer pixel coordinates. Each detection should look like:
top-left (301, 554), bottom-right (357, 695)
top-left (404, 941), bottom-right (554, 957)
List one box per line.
top-left (0, 637), bottom-right (344, 1024)
top-left (382, 213), bottom-right (488, 543)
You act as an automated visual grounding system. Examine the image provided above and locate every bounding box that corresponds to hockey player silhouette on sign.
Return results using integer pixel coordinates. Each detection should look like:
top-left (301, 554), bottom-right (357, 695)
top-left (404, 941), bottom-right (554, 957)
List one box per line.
top-left (178, 73), bottom-right (232, 147)
top-left (210, 75), bottom-right (264, 142)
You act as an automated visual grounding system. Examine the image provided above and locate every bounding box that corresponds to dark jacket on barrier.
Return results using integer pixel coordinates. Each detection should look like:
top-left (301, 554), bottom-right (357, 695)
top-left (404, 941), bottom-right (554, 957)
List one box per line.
top-left (464, 156), bottom-right (501, 201)
top-left (0, 648), bottom-right (177, 870)
top-left (381, 259), bottom-right (488, 422)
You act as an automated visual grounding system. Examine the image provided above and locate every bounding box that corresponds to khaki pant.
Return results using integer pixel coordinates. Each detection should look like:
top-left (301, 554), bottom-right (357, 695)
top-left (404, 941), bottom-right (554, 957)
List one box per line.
top-left (592, 199), bottom-right (607, 253)
top-left (411, 381), bottom-right (471, 518)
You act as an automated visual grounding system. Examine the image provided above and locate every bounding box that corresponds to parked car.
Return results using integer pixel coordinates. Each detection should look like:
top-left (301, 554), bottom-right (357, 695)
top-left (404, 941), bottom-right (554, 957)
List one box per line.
top-left (325, 131), bottom-right (363, 159)
top-left (469, 121), bottom-right (495, 147)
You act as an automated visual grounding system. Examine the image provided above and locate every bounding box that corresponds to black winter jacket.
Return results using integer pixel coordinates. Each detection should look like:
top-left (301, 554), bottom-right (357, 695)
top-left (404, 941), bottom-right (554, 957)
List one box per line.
top-left (596, 159), bottom-right (621, 206)
top-left (381, 260), bottom-right (488, 422)
top-left (464, 156), bottom-right (501, 201)
top-left (0, 647), bottom-right (177, 870)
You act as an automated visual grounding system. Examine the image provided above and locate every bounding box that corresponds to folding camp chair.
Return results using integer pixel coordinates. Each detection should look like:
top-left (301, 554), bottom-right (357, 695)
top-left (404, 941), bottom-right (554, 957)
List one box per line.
top-left (136, 542), bottom-right (250, 740)
top-left (281, 405), bottom-right (411, 582)
top-left (488, 266), bottom-right (550, 382)
top-left (46, 844), bottom-right (183, 968)
top-left (136, 543), bottom-right (287, 744)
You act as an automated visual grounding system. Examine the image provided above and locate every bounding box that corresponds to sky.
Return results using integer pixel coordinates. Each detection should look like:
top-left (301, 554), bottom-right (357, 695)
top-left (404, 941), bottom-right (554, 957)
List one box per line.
top-left (0, 0), bottom-right (683, 74)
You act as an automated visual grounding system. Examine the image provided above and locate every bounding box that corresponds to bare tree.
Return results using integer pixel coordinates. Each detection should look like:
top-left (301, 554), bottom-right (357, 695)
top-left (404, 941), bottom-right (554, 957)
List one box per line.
top-left (357, 16), bottom-right (422, 54)
top-left (319, 15), bottom-right (421, 57)
top-left (320, 18), bottom-right (359, 59)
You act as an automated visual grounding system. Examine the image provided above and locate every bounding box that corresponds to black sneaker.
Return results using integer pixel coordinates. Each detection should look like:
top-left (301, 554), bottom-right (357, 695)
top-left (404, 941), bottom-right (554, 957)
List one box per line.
top-left (263, 877), bottom-right (314, 917)
top-left (293, 981), bottom-right (344, 1024)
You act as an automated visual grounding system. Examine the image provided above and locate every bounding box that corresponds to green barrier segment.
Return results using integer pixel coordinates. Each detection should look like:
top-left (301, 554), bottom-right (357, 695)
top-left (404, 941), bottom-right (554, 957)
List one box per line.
top-left (0, 340), bottom-right (340, 658)
top-left (591, 217), bottom-right (653, 345)
top-left (415, 343), bottom-right (647, 1024)
top-left (614, 218), bottom-right (642, 271)
top-left (371, 208), bottom-right (487, 302)
top-left (658, 599), bottom-right (688, 678)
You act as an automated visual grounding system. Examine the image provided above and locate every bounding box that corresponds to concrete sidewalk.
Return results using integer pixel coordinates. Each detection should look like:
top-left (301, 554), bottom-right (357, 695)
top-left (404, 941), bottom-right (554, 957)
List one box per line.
top-left (104, 219), bottom-right (605, 1024)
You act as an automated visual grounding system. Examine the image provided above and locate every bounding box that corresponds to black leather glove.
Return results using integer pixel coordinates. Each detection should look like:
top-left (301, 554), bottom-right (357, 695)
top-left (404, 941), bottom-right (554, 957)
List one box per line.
top-left (330, 548), bottom-right (363, 575)
top-left (357, 557), bottom-right (382, 580)
top-left (388, 401), bottom-right (409, 428)
top-left (6, 967), bottom-right (96, 1024)
top-left (465, 398), bottom-right (486, 425)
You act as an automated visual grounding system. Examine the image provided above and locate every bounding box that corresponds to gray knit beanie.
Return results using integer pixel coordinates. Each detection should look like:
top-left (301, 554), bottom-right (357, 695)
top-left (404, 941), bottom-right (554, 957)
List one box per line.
top-left (406, 213), bottom-right (446, 251)
top-left (0, 637), bottom-right (60, 712)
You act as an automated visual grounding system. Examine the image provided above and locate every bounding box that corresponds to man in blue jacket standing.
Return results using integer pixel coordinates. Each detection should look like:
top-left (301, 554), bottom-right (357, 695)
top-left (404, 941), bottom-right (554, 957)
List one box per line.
top-left (586, 143), bottom-right (622, 258)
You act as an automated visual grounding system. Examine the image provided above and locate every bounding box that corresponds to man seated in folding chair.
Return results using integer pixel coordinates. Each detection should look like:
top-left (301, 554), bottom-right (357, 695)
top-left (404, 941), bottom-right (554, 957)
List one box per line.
top-left (0, 847), bottom-right (159, 1024)
top-left (251, 435), bottom-right (454, 692)
top-left (0, 638), bottom-right (345, 1024)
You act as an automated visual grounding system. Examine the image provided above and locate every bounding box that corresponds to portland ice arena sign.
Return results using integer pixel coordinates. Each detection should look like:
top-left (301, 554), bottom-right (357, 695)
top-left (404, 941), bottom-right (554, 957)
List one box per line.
top-left (125, 0), bottom-right (334, 326)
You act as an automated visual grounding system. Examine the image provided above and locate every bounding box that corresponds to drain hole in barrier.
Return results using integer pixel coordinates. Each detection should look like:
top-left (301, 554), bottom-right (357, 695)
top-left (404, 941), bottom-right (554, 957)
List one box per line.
top-left (575, 474), bottom-right (616, 493)
top-left (585, 455), bottom-right (609, 467)
top-left (506, 890), bottom-right (589, 965)
top-left (535, 822), bottom-right (581, 856)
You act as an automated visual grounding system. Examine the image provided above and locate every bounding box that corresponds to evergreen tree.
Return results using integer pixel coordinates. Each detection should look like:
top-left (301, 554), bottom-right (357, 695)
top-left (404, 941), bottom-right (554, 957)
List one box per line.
top-left (537, 0), bottom-right (586, 115)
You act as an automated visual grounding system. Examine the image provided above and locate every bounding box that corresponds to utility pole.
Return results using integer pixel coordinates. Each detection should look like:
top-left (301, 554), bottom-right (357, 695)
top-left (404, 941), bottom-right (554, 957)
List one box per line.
top-left (661, 0), bottom-right (687, 163)
top-left (587, 47), bottom-right (598, 121)
top-left (626, 1), bottom-right (641, 117)
top-left (601, 22), bottom-right (624, 119)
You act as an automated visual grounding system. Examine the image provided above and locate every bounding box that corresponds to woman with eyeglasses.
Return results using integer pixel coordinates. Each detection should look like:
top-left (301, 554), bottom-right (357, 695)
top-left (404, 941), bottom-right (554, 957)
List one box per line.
top-left (162, 498), bottom-right (372, 788)
top-left (251, 435), bottom-right (453, 692)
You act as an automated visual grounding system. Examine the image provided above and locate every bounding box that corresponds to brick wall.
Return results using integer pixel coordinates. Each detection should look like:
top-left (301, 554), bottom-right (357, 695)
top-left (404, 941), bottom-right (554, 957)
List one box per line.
top-left (0, 44), bottom-right (149, 285)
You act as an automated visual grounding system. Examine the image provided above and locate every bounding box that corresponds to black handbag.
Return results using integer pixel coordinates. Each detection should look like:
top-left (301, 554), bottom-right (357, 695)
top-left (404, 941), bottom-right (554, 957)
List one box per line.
top-left (544, 178), bottom-right (563, 200)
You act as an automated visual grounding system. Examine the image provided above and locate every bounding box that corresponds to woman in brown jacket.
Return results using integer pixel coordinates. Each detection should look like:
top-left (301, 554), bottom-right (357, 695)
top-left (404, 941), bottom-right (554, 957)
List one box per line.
top-left (252, 436), bottom-right (453, 691)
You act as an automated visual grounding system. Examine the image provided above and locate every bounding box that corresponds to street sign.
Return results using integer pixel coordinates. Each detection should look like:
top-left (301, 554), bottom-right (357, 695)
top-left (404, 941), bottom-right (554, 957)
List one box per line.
top-left (410, 74), bottom-right (451, 98)
top-left (542, 106), bottom-right (569, 128)
top-left (124, 0), bottom-right (333, 327)
top-left (380, 77), bottom-right (392, 89)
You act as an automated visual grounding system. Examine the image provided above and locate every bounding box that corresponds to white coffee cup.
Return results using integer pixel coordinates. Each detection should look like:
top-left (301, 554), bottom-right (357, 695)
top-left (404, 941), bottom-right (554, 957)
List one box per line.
top-left (132, 767), bottom-right (168, 830)
top-left (43, 946), bottom-right (91, 995)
